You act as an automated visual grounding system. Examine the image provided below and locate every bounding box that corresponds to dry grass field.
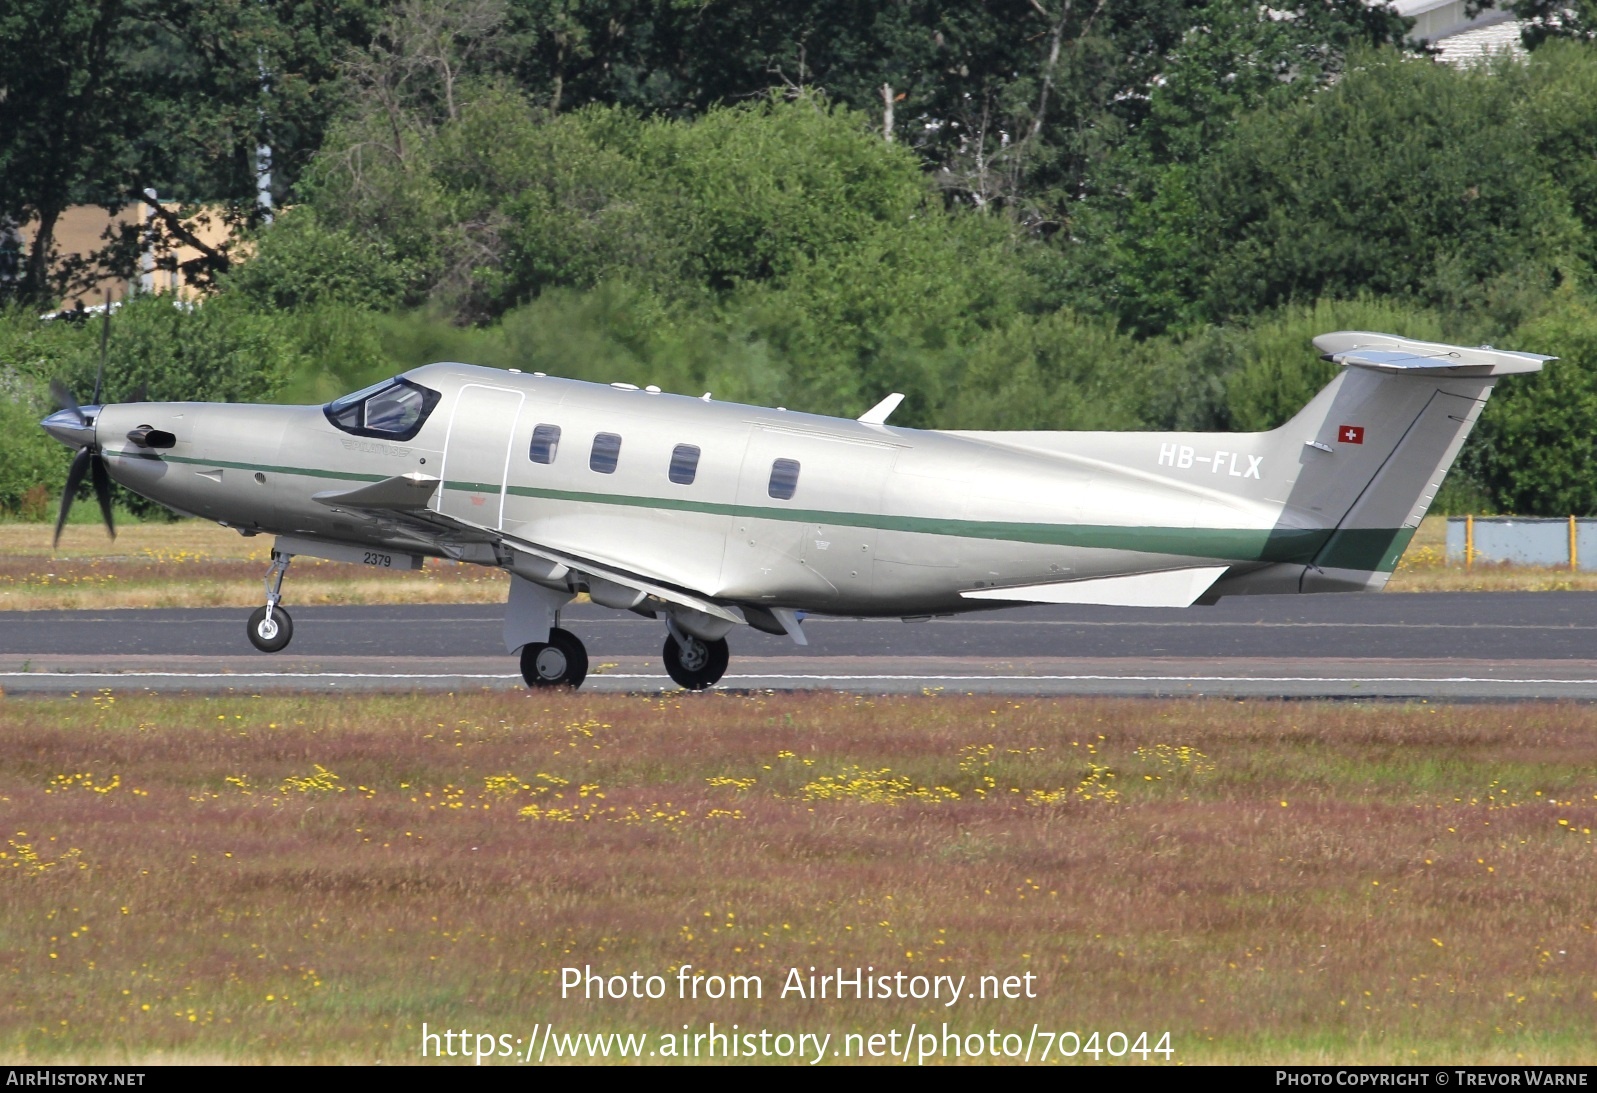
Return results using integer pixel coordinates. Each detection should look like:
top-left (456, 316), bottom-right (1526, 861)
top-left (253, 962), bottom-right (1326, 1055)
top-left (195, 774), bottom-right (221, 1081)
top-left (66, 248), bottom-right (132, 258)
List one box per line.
top-left (0, 522), bottom-right (508, 610)
top-left (1388, 518), bottom-right (1597, 593)
top-left (1, 690), bottom-right (1593, 1064)
top-left (3, 514), bottom-right (1594, 612)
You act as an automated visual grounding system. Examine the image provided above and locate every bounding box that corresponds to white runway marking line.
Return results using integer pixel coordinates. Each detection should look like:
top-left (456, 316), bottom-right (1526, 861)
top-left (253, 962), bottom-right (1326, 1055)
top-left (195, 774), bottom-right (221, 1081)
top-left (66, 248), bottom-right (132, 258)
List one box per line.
top-left (4, 671), bottom-right (1597, 685)
top-left (0, 671), bottom-right (524, 680)
top-left (36, 616), bottom-right (1597, 631)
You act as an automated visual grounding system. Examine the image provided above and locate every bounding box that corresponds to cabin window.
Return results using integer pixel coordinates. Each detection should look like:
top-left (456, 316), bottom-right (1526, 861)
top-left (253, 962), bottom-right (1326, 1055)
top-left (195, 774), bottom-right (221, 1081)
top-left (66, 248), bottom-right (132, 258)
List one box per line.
top-left (590, 432), bottom-right (622, 473)
top-left (529, 424), bottom-right (561, 464)
top-left (669, 444), bottom-right (700, 485)
top-left (324, 377), bottom-right (440, 441)
top-left (768, 458), bottom-right (800, 500)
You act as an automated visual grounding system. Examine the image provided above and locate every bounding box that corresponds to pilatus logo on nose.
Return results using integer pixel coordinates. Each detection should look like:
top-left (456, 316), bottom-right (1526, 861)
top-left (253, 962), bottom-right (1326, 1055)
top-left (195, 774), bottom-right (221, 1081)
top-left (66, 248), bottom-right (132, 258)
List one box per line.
top-left (1339, 425), bottom-right (1365, 444)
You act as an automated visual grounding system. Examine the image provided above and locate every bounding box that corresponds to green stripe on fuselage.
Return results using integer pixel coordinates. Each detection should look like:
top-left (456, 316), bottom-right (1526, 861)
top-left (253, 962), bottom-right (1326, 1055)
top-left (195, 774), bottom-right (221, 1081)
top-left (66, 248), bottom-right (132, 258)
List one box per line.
top-left (154, 453), bottom-right (391, 484)
top-left (460, 481), bottom-right (1390, 569)
top-left (127, 453), bottom-right (1411, 571)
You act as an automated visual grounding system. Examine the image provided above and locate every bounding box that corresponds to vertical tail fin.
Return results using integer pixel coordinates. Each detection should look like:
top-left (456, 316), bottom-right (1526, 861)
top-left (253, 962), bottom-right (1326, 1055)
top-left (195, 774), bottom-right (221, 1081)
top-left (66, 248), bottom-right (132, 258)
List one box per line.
top-left (1268, 332), bottom-right (1550, 591)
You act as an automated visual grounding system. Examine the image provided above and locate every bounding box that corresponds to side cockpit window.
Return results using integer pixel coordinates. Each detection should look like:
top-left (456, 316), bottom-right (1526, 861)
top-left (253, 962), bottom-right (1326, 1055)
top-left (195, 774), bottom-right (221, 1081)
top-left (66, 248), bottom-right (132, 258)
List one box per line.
top-left (325, 377), bottom-right (440, 441)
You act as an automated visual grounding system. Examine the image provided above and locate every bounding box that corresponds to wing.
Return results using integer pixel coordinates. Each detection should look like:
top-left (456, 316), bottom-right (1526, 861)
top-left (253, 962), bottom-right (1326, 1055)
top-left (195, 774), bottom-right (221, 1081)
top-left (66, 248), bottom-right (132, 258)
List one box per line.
top-left (310, 473), bottom-right (744, 625)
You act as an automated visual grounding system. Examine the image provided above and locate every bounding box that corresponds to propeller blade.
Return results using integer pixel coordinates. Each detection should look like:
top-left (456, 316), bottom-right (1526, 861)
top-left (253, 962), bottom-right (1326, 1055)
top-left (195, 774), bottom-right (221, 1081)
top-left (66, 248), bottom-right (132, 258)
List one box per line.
top-left (93, 292), bottom-right (111, 405)
top-left (54, 448), bottom-right (92, 546)
top-left (89, 452), bottom-right (116, 540)
top-left (50, 379), bottom-right (85, 426)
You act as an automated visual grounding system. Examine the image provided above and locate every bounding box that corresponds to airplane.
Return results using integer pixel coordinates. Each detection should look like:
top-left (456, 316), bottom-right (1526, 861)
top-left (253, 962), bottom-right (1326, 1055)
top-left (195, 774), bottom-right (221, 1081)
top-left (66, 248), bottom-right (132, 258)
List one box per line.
top-left (40, 330), bottom-right (1548, 691)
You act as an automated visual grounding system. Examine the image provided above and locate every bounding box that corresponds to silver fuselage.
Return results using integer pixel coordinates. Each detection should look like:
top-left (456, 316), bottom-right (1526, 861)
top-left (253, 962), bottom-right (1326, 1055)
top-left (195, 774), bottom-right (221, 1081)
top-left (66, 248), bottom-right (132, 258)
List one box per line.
top-left (81, 349), bottom-right (1514, 617)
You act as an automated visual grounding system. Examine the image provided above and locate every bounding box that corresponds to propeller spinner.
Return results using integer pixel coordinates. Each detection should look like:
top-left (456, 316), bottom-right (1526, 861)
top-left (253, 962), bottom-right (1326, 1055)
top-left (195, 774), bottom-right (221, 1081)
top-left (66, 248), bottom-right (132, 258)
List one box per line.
top-left (41, 392), bottom-right (115, 546)
top-left (42, 298), bottom-right (118, 546)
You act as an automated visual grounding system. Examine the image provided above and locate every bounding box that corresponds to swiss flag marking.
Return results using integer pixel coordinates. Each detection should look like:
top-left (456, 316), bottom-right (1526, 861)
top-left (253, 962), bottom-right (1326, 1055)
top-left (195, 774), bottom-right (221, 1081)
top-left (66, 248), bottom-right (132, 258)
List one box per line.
top-left (1339, 425), bottom-right (1365, 445)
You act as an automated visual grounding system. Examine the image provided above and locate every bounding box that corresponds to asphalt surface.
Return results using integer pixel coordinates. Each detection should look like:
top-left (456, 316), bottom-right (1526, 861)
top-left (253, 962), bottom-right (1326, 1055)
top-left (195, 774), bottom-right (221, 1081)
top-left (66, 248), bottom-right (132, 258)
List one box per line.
top-left (5, 593), bottom-right (1597, 699)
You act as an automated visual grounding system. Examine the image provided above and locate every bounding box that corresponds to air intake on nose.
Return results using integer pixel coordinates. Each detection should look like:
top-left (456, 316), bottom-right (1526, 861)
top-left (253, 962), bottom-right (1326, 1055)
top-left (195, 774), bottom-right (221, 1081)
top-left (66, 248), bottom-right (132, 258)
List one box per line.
top-left (126, 425), bottom-right (176, 449)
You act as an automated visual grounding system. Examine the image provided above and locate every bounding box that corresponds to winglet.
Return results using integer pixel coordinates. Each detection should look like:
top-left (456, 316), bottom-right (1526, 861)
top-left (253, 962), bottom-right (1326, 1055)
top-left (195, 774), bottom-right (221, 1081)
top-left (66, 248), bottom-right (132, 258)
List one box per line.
top-left (858, 393), bottom-right (905, 426)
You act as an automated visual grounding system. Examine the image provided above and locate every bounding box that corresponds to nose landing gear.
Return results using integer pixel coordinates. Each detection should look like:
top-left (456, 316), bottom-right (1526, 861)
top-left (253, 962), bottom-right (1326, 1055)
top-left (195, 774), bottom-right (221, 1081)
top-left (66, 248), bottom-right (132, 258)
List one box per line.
top-left (246, 550), bottom-right (294, 652)
top-left (519, 627), bottom-right (589, 688)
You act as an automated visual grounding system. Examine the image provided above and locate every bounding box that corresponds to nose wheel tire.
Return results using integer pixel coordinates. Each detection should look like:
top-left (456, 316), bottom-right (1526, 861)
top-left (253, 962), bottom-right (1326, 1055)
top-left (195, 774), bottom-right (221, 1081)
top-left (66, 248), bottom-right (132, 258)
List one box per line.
top-left (519, 627), bottom-right (589, 689)
top-left (663, 633), bottom-right (729, 690)
top-left (246, 605), bottom-right (294, 653)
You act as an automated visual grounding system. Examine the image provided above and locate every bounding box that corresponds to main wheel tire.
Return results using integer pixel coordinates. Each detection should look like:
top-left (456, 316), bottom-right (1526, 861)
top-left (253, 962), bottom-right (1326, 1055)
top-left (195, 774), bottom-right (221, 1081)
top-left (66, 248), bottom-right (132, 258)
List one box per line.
top-left (548, 627), bottom-right (588, 689)
top-left (246, 605), bottom-right (293, 653)
top-left (662, 633), bottom-right (729, 690)
top-left (520, 628), bottom-right (588, 689)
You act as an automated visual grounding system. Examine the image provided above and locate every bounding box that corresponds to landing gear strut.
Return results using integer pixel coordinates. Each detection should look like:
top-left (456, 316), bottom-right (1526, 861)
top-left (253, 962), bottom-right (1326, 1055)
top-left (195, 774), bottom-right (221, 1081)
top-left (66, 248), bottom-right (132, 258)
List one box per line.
top-left (663, 631), bottom-right (729, 690)
top-left (247, 550), bottom-right (294, 652)
top-left (519, 627), bottom-right (589, 688)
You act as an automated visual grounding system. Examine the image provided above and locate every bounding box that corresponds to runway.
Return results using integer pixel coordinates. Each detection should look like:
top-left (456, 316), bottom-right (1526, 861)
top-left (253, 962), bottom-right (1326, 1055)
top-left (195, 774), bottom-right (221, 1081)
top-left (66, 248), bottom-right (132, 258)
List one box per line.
top-left (4, 593), bottom-right (1597, 699)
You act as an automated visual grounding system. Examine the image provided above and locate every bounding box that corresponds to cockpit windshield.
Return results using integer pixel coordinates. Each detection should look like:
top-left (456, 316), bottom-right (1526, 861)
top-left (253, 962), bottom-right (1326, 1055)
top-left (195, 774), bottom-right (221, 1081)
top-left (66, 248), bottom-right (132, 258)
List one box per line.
top-left (324, 377), bottom-right (440, 441)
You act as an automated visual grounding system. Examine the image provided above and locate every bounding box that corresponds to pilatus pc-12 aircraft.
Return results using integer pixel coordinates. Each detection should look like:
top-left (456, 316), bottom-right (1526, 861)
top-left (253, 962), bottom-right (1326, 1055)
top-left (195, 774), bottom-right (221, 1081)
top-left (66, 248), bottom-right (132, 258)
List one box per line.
top-left (42, 331), bottom-right (1547, 691)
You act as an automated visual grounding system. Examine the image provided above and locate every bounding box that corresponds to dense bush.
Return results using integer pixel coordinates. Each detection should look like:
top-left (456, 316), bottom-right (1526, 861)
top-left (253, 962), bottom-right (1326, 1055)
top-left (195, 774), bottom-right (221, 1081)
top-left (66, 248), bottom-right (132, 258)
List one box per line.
top-left (1077, 50), bottom-right (1583, 335)
top-left (12, 42), bottom-right (1597, 518)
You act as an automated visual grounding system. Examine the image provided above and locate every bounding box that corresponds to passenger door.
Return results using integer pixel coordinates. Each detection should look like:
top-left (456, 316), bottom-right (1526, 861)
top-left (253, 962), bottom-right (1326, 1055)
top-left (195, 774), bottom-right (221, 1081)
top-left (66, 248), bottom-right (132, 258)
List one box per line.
top-left (438, 383), bottom-right (525, 529)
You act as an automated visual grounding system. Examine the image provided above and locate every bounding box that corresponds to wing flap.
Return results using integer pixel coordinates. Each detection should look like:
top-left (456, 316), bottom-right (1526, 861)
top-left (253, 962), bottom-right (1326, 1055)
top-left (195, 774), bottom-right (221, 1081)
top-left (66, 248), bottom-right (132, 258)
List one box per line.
top-left (502, 540), bottom-right (744, 625)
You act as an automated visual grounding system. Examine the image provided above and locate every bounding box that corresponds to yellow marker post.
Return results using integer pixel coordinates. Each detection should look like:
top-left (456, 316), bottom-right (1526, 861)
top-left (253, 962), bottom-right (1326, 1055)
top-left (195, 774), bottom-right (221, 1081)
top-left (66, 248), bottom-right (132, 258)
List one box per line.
top-left (1465, 514), bottom-right (1474, 570)
top-left (1571, 514), bottom-right (1579, 572)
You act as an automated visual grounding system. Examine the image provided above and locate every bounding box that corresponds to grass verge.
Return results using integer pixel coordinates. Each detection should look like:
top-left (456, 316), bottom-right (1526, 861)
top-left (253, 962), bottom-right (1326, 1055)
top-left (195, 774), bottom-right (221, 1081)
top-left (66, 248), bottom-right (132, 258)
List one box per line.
top-left (1, 691), bottom-right (1593, 1064)
top-left (0, 522), bottom-right (507, 610)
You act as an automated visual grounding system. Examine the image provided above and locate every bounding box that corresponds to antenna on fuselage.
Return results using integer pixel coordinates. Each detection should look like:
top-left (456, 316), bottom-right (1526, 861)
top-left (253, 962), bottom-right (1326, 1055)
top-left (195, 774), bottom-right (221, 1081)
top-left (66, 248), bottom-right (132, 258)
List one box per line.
top-left (858, 392), bottom-right (904, 426)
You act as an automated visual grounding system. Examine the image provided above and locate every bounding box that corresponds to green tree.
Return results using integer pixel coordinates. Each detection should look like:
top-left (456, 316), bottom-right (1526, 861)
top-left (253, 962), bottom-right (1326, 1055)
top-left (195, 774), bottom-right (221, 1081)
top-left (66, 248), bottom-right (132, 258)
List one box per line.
top-left (1078, 50), bottom-right (1581, 334)
top-left (496, 0), bottom-right (1408, 230)
top-left (0, 0), bottom-right (135, 304)
top-left (0, 0), bottom-right (382, 305)
top-left (948, 310), bottom-right (1153, 430)
top-left (1470, 291), bottom-right (1597, 515)
top-left (1491, 0), bottom-right (1597, 48)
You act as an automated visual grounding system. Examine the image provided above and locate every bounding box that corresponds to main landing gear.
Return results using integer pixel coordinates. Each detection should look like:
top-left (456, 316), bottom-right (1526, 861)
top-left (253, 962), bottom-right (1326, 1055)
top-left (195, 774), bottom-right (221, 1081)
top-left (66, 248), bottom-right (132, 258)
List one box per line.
top-left (518, 627), bottom-right (589, 688)
top-left (246, 550), bottom-right (294, 652)
top-left (662, 631), bottom-right (730, 691)
top-left (515, 628), bottom-right (729, 691)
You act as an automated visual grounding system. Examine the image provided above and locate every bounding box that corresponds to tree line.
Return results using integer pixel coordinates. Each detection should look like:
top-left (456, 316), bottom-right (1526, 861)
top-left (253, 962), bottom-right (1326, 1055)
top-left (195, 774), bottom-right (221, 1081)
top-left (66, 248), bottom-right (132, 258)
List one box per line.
top-left (4, 2), bottom-right (1597, 518)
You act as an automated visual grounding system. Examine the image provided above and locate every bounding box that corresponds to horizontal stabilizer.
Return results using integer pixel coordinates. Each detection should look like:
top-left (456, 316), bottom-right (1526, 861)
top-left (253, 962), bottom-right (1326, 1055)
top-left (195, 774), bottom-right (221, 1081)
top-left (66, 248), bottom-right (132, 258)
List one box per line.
top-left (1315, 332), bottom-right (1551, 377)
top-left (961, 566), bottom-right (1229, 608)
top-left (313, 472), bottom-right (440, 511)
